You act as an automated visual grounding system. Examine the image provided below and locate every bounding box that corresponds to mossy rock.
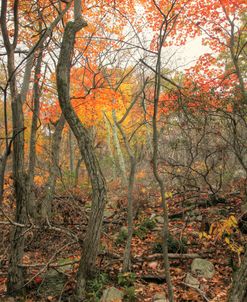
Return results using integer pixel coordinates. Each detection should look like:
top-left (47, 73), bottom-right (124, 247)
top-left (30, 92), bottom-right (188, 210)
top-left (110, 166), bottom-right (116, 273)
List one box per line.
top-left (38, 269), bottom-right (67, 297)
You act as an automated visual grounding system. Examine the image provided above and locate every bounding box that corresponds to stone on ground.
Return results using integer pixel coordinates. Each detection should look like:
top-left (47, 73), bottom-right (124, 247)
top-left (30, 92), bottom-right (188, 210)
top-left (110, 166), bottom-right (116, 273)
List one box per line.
top-left (185, 273), bottom-right (200, 288)
top-left (191, 258), bottom-right (215, 279)
top-left (100, 287), bottom-right (124, 302)
top-left (153, 292), bottom-right (168, 302)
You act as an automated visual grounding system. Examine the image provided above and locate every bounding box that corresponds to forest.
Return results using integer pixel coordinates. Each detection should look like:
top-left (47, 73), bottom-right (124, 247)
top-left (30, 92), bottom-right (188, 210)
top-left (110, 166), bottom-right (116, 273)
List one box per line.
top-left (0, 0), bottom-right (246, 301)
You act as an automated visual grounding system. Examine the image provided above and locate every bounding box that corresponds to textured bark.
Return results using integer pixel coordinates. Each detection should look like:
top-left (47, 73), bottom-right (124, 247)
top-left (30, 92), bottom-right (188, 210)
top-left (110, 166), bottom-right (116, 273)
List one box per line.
top-left (0, 86), bottom-right (10, 205)
top-left (56, 10), bottom-right (107, 300)
top-left (41, 115), bottom-right (65, 220)
top-left (0, 155), bottom-right (7, 204)
top-left (7, 65), bottom-right (27, 295)
top-left (113, 111), bottom-right (137, 272)
top-left (103, 112), bottom-right (117, 178)
top-left (112, 110), bottom-right (127, 184)
top-left (228, 251), bottom-right (247, 302)
top-left (74, 157), bottom-right (83, 187)
top-left (69, 129), bottom-right (75, 175)
top-left (1, 0), bottom-right (28, 290)
top-left (1, 0), bottom-right (70, 293)
top-left (26, 47), bottom-right (43, 218)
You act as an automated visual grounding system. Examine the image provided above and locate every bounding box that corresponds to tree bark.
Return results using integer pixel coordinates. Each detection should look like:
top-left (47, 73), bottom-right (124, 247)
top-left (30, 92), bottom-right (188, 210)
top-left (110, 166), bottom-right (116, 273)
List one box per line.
top-left (26, 46), bottom-right (43, 218)
top-left (69, 128), bottom-right (75, 175)
top-left (113, 109), bottom-right (137, 272)
top-left (151, 16), bottom-right (174, 302)
top-left (56, 8), bottom-right (107, 300)
top-left (0, 0), bottom-right (28, 292)
top-left (41, 115), bottom-right (66, 220)
top-left (74, 156), bottom-right (83, 187)
top-left (103, 112), bottom-right (117, 178)
top-left (228, 250), bottom-right (247, 302)
top-left (112, 109), bottom-right (127, 184)
top-left (122, 156), bottom-right (136, 272)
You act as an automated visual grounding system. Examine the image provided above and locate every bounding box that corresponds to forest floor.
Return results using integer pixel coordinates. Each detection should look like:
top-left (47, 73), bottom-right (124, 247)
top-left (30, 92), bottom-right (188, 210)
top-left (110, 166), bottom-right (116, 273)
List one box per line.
top-left (0, 177), bottom-right (246, 302)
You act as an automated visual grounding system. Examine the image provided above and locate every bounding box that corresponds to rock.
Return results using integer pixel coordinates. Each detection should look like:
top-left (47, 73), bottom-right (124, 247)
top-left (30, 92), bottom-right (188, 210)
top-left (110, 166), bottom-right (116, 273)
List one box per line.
top-left (57, 257), bottom-right (74, 273)
top-left (148, 261), bottom-right (158, 269)
top-left (191, 258), bottom-right (215, 279)
top-left (120, 226), bottom-right (128, 235)
top-left (38, 269), bottom-right (67, 296)
top-left (155, 216), bottom-right (164, 224)
top-left (104, 209), bottom-right (114, 219)
top-left (153, 292), bottom-right (168, 302)
top-left (100, 287), bottom-right (124, 302)
top-left (185, 273), bottom-right (200, 288)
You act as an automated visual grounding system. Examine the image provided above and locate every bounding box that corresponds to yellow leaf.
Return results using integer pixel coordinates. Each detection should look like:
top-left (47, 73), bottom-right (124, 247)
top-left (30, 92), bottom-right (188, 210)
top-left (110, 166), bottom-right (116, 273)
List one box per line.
top-left (229, 215), bottom-right (237, 226)
top-left (165, 192), bottom-right (173, 199)
top-left (225, 237), bottom-right (230, 244)
top-left (209, 224), bottom-right (214, 235)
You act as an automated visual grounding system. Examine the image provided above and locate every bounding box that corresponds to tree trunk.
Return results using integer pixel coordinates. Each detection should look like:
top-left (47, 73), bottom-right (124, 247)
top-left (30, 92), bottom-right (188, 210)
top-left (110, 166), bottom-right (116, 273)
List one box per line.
top-left (122, 157), bottom-right (136, 272)
top-left (7, 91), bottom-right (27, 295)
top-left (1, 0), bottom-right (74, 294)
top-left (228, 250), bottom-right (247, 302)
top-left (5, 44), bottom-right (28, 295)
top-left (113, 110), bottom-right (137, 272)
top-left (41, 115), bottom-right (65, 220)
top-left (69, 128), bottom-right (75, 175)
top-left (0, 153), bottom-right (8, 205)
top-left (56, 13), bottom-right (107, 300)
top-left (103, 112), bottom-right (117, 178)
top-left (112, 110), bottom-right (127, 184)
top-left (74, 156), bottom-right (83, 187)
top-left (26, 46), bottom-right (43, 218)
top-left (151, 23), bottom-right (174, 302)
top-left (0, 88), bottom-right (10, 205)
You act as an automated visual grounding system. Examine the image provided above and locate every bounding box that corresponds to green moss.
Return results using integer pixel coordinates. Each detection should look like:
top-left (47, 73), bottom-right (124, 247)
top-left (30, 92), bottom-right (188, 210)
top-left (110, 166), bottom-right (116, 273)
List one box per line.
top-left (117, 272), bottom-right (136, 287)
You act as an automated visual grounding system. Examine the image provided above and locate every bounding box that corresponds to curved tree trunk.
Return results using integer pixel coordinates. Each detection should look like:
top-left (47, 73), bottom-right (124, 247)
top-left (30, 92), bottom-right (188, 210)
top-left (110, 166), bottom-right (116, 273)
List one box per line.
top-left (56, 6), bottom-right (107, 300)
top-left (1, 9), bottom-right (29, 291)
top-left (1, 0), bottom-right (73, 294)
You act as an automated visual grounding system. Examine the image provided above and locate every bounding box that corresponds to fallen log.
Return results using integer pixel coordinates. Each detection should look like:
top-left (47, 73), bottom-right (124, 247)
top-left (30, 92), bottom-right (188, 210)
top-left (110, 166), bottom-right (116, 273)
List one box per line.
top-left (142, 253), bottom-right (201, 261)
top-left (141, 274), bottom-right (166, 284)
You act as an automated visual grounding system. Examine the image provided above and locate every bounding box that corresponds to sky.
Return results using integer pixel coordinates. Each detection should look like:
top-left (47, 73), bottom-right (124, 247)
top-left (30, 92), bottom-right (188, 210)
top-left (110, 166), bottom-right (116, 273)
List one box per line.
top-left (165, 37), bottom-right (213, 72)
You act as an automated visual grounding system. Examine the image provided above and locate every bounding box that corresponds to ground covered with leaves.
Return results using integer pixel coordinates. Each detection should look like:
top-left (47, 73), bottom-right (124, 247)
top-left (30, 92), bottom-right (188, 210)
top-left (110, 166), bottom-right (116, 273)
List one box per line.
top-left (0, 178), bottom-right (246, 302)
